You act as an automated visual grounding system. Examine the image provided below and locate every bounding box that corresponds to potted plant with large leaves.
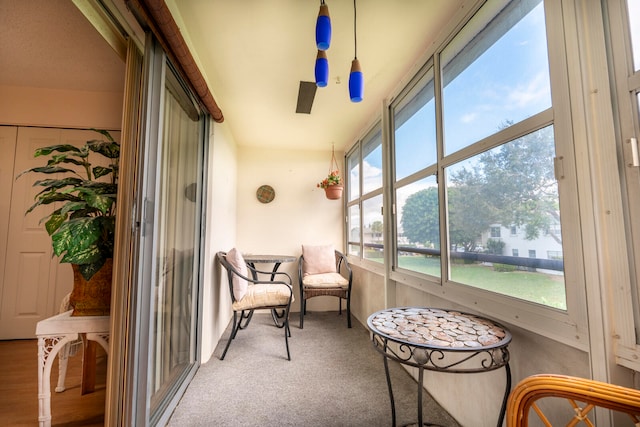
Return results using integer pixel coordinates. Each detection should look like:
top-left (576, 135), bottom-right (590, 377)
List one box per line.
top-left (18, 129), bottom-right (119, 316)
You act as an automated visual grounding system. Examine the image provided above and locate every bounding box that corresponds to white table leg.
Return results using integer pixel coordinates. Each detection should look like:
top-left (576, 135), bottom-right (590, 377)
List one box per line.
top-left (36, 312), bottom-right (110, 426)
top-left (55, 343), bottom-right (70, 392)
top-left (37, 334), bottom-right (78, 427)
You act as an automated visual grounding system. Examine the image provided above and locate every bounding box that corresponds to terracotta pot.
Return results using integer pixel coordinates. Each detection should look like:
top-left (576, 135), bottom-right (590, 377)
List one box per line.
top-left (324, 184), bottom-right (343, 200)
top-left (69, 258), bottom-right (113, 316)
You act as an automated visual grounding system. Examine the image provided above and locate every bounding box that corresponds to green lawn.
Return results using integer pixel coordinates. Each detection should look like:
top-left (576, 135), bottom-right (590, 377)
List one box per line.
top-left (397, 255), bottom-right (567, 309)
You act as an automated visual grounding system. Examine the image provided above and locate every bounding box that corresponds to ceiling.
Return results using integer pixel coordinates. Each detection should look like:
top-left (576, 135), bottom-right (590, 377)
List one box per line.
top-left (0, 0), bottom-right (125, 92)
top-left (0, 0), bottom-right (464, 152)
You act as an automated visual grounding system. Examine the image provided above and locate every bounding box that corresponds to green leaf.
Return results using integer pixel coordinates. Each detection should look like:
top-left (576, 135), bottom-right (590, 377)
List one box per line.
top-left (16, 165), bottom-right (76, 179)
top-left (33, 177), bottom-right (83, 190)
top-left (49, 154), bottom-right (86, 167)
top-left (34, 144), bottom-right (82, 157)
top-left (88, 140), bottom-right (120, 159)
top-left (61, 244), bottom-right (101, 265)
top-left (52, 218), bottom-right (101, 256)
top-left (76, 188), bottom-right (114, 214)
top-left (69, 208), bottom-right (95, 219)
top-left (25, 192), bottom-right (80, 214)
top-left (87, 192), bottom-right (114, 214)
top-left (92, 166), bottom-right (113, 179)
top-left (60, 201), bottom-right (89, 216)
top-left (83, 181), bottom-right (117, 194)
top-left (45, 213), bottom-right (67, 235)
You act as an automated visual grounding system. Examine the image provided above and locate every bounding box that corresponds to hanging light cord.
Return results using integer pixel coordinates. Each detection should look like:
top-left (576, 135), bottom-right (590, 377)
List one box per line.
top-left (353, 0), bottom-right (358, 59)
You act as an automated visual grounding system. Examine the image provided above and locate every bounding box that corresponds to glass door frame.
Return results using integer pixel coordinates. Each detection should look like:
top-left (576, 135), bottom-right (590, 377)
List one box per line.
top-left (130, 34), bottom-right (208, 426)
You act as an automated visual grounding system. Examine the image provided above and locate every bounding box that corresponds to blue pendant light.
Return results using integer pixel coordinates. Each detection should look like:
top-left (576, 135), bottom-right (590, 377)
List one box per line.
top-left (349, 59), bottom-right (363, 102)
top-left (315, 50), bottom-right (329, 87)
top-left (348, 0), bottom-right (364, 102)
top-left (316, 1), bottom-right (331, 51)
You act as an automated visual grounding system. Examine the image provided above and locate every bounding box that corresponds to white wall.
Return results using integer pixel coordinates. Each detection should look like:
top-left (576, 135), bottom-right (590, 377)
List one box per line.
top-left (201, 120), bottom-right (238, 362)
top-left (236, 146), bottom-right (345, 312)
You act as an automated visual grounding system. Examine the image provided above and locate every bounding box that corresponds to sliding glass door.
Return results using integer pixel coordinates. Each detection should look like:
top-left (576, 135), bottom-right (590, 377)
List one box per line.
top-left (133, 36), bottom-right (207, 425)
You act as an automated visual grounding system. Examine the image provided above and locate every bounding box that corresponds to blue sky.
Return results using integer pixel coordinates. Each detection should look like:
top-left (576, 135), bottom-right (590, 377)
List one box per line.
top-left (355, 1), bottom-right (552, 230)
top-left (393, 2), bottom-right (550, 181)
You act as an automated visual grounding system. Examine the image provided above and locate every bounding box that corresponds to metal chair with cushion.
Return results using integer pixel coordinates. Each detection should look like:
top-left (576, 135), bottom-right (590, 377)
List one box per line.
top-left (506, 374), bottom-right (640, 426)
top-left (298, 244), bottom-right (352, 329)
top-left (217, 249), bottom-right (294, 360)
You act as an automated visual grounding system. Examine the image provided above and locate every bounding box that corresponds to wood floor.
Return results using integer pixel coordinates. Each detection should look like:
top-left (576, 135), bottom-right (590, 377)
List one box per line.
top-left (0, 339), bottom-right (106, 426)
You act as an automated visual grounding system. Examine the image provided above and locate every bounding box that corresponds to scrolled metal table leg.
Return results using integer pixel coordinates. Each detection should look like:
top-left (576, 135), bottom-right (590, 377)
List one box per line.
top-left (383, 353), bottom-right (397, 427)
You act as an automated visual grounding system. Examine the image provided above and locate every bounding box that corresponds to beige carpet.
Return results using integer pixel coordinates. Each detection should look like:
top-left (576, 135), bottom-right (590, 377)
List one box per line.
top-left (168, 311), bottom-right (461, 427)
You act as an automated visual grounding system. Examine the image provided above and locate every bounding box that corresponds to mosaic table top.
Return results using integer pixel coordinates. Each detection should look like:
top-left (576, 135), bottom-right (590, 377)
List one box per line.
top-left (242, 254), bottom-right (297, 264)
top-left (368, 307), bottom-right (511, 350)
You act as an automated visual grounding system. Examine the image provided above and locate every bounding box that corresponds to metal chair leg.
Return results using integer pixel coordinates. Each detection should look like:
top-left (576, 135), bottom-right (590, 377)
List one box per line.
top-left (284, 317), bottom-right (291, 361)
top-left (220, 312), bottom-right (240, 360)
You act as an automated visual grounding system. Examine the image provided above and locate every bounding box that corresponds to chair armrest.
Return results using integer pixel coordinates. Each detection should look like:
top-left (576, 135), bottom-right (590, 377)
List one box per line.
top-left (235, 268), bottom-right (293, 287)
top-left (216, 251), bottom-right (293, 293)
top-left (506, 374), bottom-right (640, 426)
top-left (298, 255), bottom-right (305, 285)
top-left (335, 250), bottom-right (353, 285)
top-left (246, 264), bottom-right (293, 284)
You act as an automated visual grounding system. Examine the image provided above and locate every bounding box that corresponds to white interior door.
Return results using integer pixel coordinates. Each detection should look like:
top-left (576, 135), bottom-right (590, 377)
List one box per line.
top-left (0, 127), bottom-right (102, 339)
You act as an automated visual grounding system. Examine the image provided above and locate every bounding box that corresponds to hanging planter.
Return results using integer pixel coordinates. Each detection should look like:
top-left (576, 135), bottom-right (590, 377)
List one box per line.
top-left (316, 145), bottom-right (343, 200)
top-left (324, 183), bottom-right (343, 200)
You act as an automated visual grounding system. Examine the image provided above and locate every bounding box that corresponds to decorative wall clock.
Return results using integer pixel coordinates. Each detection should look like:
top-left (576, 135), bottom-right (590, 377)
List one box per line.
top-left (256, 185), bottom-right (275, 203)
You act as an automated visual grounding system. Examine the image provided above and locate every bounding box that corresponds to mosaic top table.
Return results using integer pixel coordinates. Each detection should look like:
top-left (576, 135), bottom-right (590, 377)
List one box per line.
top-left (367, 307), bottom-right (512, 427)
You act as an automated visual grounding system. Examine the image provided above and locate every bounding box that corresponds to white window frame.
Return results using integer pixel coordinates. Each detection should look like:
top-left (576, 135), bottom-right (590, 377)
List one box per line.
top-left (381, 0), bottom-right (590, 351)
top-left (346, 122), bottom-right (386, 273)
top-left (604, 0), bottom-right (640, 371)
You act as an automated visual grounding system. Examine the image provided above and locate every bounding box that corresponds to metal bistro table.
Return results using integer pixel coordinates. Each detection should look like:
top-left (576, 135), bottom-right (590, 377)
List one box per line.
top-left (367, 307), bottom-right (512, 427)
top-left (243, 254), bottom-right (297, 280)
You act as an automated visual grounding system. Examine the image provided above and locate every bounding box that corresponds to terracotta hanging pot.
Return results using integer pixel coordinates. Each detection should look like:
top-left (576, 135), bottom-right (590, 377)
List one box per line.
top-left (69, 258), bottom-right (113, 316)
top-left (324, 184), bottom-right (343, 200)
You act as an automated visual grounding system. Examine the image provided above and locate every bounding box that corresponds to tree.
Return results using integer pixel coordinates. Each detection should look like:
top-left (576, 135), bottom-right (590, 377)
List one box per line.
top-left (447, 185), bottom-right (494, 252)
top-left (448, 125), bottom-right (559, 245)
top-left (400, 125), bottom-right (559, 252)
top-left (400, 187), bottom-right (440, 247)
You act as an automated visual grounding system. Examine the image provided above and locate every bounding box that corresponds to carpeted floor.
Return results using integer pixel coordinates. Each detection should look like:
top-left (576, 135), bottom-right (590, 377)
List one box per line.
top-left (168, 311), bottom-right (461, 427)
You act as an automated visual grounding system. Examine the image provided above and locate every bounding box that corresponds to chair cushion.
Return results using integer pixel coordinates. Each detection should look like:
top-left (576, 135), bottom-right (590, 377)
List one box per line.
top-left (302, 244), bottom-right (335, 276)
top-left (227, 248), bottom-right (248, 301)
top-left (232, 283), bottom-right (293, 311)
top-left (302, 272), bottom-right (348, 288)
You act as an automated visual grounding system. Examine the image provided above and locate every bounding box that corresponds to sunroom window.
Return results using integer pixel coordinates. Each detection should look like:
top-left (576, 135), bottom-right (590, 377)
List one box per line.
top-left (445, 126), bottom-right (566, 309)
top-left (347, 125), bottom-right (384, 263)
top-left (388, 0), bottom-right (567, 310)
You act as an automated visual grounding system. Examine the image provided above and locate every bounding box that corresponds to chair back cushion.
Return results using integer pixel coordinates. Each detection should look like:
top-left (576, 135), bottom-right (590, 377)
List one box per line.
top-left (302, 244), bottom-right (335, 276)
top-left (227, 248), bottom-right (248, 301)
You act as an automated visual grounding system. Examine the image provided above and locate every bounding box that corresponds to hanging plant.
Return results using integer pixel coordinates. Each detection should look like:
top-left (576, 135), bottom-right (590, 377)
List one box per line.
top-left (316, 146), bottom-right (343, 200)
